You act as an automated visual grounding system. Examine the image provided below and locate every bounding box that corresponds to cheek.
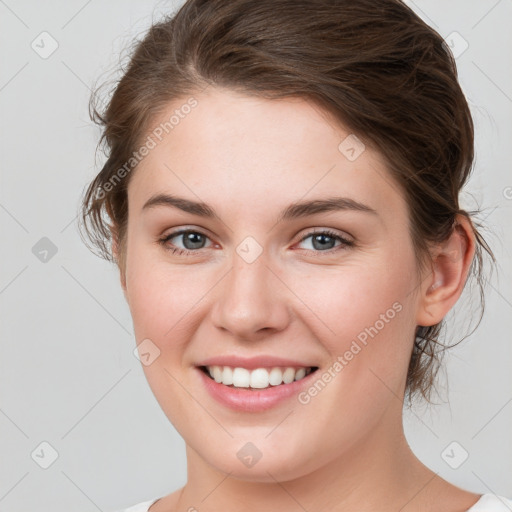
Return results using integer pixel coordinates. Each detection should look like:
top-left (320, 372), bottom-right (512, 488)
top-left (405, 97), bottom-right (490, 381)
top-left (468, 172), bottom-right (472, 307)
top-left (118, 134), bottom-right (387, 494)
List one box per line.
top-left (123, 246), bottom-right (214, 424)
top-left (281, 257), bottom-right (418, 454)
top-left (288, 250), bottom-right (419, 394)
top-left (125, 244), bottom-right (212, 343)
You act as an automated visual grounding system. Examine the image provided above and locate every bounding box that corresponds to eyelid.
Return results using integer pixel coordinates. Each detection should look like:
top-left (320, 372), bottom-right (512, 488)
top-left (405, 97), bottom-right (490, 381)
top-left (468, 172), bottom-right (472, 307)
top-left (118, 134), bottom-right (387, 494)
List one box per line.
top-left (294, 228), bottom-right (354, 252)
top-left (158, 226), bottom-right (354, 255)
top-left (297, 227), bottom-right (353, 243)
top-left (159, 228), bottom-right (214, 251)
top-left (162, 227), bottom-right (211, 240)
top-left (161, 225), bottom-right (213, 238)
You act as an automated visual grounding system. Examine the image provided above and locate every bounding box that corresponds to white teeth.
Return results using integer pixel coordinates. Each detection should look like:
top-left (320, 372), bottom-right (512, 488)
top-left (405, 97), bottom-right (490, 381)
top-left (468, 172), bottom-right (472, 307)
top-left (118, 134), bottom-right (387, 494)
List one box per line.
top-left (282, 367), bottom-right (296, 384)
top-left (232, 367), bottom-right (250, 388)
top-left (250, 368), bottom-right (269, 389)
top-left (294, 367), bottom-right (306, 381)
top-left (205, 365), bottom-right (313, 389)
top-left (222, 366), bottom-right (233, 385)
top-left (268, 367), bottom-right (283, 386)
top-left (212, 366), bottom-right (223, 383)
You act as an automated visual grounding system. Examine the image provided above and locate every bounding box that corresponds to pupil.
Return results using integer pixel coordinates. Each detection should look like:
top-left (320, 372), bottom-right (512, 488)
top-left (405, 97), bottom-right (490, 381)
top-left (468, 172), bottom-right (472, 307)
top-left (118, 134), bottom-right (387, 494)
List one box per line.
top-left (313, 234), bottom-right (334, 250)
top-left (184, 232), bottom-right (205, 249)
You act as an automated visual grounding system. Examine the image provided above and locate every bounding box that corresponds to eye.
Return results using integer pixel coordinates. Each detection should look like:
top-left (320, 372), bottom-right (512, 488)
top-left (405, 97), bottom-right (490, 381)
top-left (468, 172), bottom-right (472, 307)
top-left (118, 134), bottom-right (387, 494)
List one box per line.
top-left (296, 229), bottom-right (353, 252)
top-left (158, 228), bottom-right (353, 256)
top-left (158, 229), bottom-right (213, 255)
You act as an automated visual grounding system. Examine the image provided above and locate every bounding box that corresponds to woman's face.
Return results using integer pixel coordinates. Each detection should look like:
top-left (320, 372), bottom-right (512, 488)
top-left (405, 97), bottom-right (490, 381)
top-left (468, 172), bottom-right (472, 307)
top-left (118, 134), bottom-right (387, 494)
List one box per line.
top-left (122, 87), bottom-right (425, 481)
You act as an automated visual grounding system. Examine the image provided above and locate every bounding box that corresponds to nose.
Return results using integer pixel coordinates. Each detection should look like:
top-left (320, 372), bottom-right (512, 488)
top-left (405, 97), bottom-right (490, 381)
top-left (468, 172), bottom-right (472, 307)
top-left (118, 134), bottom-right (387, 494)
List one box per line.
top-left (210, 252), bottom-right (291, 340)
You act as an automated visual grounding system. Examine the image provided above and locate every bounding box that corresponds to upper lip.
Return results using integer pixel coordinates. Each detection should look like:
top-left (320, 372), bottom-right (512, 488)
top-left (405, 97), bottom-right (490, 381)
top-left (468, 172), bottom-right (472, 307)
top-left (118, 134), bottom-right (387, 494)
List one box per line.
top-left (197, 355), bottom-right (318, 370)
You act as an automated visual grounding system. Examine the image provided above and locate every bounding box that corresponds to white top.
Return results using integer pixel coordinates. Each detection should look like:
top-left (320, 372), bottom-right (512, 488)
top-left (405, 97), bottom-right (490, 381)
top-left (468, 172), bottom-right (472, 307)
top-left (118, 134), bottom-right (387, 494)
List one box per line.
top-left (113, 498), bottom-right (159, 512)
top-left (113, 494), bottom-right (512, 512)
top-left (467, 494), bottom-right (512, 511)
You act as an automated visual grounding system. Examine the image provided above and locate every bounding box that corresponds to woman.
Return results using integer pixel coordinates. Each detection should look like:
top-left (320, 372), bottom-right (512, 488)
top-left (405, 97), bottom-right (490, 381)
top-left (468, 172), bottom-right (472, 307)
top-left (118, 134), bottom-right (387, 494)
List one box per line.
top-left (80, 0), bottom-right (510, 510)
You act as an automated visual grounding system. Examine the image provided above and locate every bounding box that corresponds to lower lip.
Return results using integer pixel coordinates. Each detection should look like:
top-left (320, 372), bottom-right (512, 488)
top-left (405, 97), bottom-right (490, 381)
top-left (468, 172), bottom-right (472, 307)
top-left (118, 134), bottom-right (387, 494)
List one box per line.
top-left (196, 367), bottom-right (318, 412)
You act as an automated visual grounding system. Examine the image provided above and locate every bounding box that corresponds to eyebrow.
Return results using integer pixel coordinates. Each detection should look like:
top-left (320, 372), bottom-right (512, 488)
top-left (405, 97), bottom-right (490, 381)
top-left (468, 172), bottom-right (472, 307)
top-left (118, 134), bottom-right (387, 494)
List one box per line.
top-left (142, 193), bottom-right (378, 221)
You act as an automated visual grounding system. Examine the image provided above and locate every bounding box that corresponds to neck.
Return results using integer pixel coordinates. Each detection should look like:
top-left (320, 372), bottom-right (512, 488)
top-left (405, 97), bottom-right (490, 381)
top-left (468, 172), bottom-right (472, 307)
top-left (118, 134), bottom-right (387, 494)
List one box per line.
top-left (176, 402), bottom-right (440, 512)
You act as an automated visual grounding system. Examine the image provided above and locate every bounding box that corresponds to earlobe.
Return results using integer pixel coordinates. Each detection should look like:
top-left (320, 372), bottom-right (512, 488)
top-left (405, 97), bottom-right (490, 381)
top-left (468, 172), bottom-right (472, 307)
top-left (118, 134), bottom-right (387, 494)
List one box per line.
top-left (416, 216), bottom-right (476, 327)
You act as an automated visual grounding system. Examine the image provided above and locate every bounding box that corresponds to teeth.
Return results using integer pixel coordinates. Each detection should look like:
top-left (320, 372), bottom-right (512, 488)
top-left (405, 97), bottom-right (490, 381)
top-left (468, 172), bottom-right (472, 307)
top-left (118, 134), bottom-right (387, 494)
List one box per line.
top-left (205, 365), bottom-right (313, 389)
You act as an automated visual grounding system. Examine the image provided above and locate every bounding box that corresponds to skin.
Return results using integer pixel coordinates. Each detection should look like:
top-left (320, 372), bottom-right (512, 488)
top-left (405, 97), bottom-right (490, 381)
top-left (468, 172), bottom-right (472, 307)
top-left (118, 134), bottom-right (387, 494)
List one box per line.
top-left (115, 87), bottom-right (481, 511)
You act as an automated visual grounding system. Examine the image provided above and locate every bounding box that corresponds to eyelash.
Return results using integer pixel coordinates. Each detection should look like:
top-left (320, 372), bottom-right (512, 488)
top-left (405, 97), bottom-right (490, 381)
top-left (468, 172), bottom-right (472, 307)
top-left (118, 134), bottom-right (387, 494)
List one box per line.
top-left (158, 229), bottom-right (354, 256)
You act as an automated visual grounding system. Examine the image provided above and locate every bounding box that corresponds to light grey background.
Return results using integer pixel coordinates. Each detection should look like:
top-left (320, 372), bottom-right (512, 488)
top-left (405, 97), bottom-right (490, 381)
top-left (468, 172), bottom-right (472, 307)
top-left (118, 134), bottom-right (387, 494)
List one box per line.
top-left (0, 1), bottom-right (511, 511)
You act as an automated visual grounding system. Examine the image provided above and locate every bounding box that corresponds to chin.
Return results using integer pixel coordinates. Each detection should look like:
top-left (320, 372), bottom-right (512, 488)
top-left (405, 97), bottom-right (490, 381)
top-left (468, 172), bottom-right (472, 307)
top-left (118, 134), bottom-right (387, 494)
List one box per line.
top-left (197, 441), bottom-right (319, 483)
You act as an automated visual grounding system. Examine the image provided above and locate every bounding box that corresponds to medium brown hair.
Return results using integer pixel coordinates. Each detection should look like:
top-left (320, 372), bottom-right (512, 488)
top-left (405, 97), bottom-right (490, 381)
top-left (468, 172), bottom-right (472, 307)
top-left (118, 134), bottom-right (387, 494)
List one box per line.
top-left (80, 0), bottom-right (494, 403)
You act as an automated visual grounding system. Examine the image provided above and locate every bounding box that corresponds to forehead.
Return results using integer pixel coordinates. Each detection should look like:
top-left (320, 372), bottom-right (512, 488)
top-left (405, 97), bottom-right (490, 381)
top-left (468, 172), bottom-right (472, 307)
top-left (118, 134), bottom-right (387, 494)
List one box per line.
top-left (128, 87), bottom-right (405, 221)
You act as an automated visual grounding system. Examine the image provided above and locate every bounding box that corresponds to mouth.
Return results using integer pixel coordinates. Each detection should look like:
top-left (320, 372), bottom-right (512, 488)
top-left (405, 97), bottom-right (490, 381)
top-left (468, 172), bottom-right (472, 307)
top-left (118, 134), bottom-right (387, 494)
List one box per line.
top-left (199, 365), bottom-right (319, 390)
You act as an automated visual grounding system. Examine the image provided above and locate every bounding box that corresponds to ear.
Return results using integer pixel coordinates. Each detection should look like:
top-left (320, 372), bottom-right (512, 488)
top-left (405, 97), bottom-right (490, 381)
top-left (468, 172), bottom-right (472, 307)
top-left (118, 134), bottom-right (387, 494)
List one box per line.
top-left (112, 235), bottom-right (128, 297)
top-left (416, 215), bottom-right (476, 327)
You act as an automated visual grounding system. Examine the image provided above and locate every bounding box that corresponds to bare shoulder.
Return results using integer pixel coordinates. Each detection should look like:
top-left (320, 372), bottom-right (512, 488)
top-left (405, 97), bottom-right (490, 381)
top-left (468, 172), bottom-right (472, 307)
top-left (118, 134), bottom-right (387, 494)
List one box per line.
top-left (148, 487), bottom-right (184, 512)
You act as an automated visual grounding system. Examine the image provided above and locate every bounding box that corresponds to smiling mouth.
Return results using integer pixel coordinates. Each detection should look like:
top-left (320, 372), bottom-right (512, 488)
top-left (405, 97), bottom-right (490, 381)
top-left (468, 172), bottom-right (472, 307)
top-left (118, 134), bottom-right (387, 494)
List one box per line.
top-left (199, 365), bottom-right (319, 390)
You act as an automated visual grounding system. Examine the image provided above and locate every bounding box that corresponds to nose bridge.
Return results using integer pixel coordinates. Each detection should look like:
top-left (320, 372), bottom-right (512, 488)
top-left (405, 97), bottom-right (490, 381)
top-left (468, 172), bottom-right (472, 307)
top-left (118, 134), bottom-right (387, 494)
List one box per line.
top-left (211, 248), bottom-right (290, 338)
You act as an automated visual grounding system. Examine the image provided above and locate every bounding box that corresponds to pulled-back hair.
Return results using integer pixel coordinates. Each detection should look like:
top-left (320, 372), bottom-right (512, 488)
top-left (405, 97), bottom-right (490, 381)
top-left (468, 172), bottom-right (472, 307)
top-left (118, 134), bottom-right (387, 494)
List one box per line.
top-left (80, 0), bottom-right (494, 402)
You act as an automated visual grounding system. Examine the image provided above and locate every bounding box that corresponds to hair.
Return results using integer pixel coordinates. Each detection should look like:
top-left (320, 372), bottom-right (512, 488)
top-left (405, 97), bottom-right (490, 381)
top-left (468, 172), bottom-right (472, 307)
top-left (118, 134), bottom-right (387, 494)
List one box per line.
top-left (80, 0), bottom-right (494, 403)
